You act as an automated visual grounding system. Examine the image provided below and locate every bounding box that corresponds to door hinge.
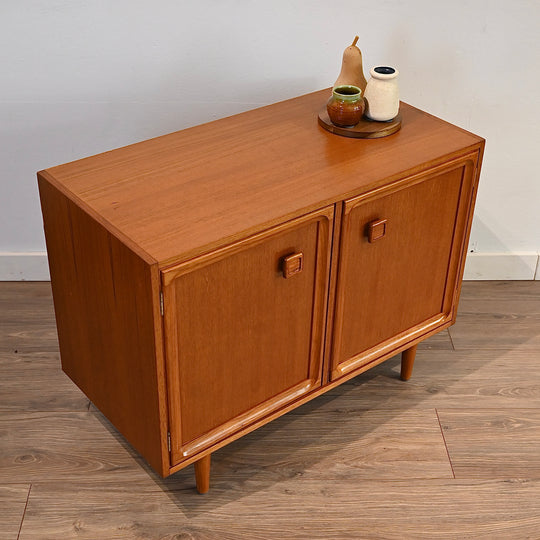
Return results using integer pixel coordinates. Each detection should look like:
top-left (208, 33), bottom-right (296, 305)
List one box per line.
top-left (160, 291), bottom-right (164, 316)
top-left (167, 431), bottom-right (171, 452)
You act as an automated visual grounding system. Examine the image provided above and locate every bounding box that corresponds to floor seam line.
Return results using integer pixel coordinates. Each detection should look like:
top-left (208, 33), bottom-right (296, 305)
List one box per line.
top-left (447, 329), bottom-right (456, 350)
top-left (17, 483), bottom-right (32, 540)
top-left (436, 408), bottom-right (456, 479)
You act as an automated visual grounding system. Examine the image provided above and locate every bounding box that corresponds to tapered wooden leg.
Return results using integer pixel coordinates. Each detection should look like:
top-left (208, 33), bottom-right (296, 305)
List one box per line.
top-left (400, 344), bottom-right (418, 381)
top-left (194, 454), bottom-right (211, 494)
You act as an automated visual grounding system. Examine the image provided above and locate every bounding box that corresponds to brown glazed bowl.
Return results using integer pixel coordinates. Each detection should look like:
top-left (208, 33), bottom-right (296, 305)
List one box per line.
top-left (326, 85), bottom-right (364, 128)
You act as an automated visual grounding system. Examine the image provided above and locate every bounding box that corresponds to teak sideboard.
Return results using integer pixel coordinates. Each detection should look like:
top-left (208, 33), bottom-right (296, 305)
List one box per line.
top-left (38, 89), bottom-right (484, 493)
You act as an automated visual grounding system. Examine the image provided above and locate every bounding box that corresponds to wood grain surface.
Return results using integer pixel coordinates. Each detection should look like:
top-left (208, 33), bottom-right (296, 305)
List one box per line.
top-left (210, 407), bottom-right (453, 481)
top-left (40, 90), bottom-right (483, 266)
top-left (38, 179), bottom-right (168, 475)
top-left (450, 281), bottom-right (540, 349)
top-left (0, 351), bottom-right (89, 411)
top-left (0, 484), bottom-right (30, 540)
top-left (331, 158), bottom-right (475, 378)
top-left (3, 281), bottom-right (540, 538)
top-left (417, 329), bottom-right (453, 350)
top-left (163, 207), bottom-right (332, 464)
top-left (0, 411), bottom-right (150, 483)
top-left (16, 480), bottom-right (540, 540)
top-left (0, 283), bottom-right (88, 411)
top-left (0, 283), bottom-right (58, 353)
top-left (439, 409), bottom-right (540, 478)
top-left (323, 348), bottom-right (540, 409)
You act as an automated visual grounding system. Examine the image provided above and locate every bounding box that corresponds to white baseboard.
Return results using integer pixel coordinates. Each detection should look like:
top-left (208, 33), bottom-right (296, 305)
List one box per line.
top-left (1, 251), bottom-right (539, 281)
top-left (0, 252), bottom-right (50, 281)
top-left (463, 252), bottom-right (540, 280)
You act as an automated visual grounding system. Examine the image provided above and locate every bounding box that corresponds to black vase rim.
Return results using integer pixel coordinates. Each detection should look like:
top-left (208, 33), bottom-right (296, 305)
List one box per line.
top-left (374, 66), bottom-right (396, 75)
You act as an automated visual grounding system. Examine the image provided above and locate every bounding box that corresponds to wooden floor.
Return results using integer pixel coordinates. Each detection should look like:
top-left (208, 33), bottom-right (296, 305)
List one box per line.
top-left (1, 281), bottom-right (540, 539)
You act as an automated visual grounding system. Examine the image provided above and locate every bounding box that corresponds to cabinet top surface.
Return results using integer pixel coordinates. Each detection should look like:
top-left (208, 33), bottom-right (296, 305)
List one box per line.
top-left (40, 89), bottom-right (484, 266)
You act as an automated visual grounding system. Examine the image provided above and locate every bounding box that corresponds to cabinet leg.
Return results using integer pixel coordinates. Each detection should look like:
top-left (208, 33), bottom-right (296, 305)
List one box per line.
top-left (400, 344), bottom-right (418, 381)
top-left (194, 454), bottom-right (211, 494)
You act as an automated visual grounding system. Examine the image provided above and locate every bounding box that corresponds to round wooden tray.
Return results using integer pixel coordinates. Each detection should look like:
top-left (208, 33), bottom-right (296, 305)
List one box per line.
top-left (318, 108), bottom-right (402, 139)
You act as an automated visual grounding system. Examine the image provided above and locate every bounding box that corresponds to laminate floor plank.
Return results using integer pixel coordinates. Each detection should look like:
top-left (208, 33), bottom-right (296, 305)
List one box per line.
top-left (0, 407), bottom-right (451, 485)
top-left (0, 484), bottom-right (31, 540)
top-left (0, 282), bottom-right (58, 353)
top-left (0, 322), bottom-right (59, 354)
top-left (211, 408), bottom-right (452, 482)
top-left (450, 281), bottom-right (540, 350)
top-left (0, 282), bottom-right (55, 323)
top-left (417, 329), bottom-right (453, 350)
top-left (322, 347), bottom-right (540, 409)
top-left (0, 412), bottom-right (150, 483)
top-left (459, 280), bottom-right (540, 301)
top-left (0, 351), bottom-right (89, 411)
top-left (438, 409), bottom-right (540, 478)
top-left (18, 479), bottom-right (540, 540)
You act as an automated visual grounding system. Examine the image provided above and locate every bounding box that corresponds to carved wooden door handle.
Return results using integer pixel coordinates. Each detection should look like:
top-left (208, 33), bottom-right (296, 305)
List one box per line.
top-left (367, 219), bottom-right (388, 243)
top-left (282, 252), bottom-right (304, 278)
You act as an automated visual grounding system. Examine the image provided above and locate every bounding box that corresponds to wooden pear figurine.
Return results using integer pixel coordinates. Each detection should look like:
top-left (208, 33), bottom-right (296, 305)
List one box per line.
top-left (334, 36), bottom-right (367, 92)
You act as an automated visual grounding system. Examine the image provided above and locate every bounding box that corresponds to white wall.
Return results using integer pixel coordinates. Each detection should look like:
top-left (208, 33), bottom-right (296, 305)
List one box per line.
top-left (1, 0), bottom-right (539, 279)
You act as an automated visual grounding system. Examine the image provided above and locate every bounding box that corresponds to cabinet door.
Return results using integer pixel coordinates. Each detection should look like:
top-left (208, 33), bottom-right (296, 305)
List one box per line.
top-left (162, 206), bottom-right (333, 465)
top-left (331, 155), bottom-right (477, 380)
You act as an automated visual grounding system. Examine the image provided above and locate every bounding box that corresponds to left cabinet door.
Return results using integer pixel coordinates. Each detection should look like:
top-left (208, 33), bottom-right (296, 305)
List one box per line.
top-left (162, 206), bottom-right (334, 466)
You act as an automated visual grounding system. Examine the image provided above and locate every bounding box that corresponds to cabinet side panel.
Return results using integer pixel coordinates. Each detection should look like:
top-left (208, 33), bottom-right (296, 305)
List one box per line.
top-left (38, 174), bottom-right (166, 475)
top-left (451, 145), bottom-right (484, 316)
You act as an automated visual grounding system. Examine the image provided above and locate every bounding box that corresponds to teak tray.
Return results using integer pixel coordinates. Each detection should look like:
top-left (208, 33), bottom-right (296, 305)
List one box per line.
top-left (318, 108), bottom-right (402, 139)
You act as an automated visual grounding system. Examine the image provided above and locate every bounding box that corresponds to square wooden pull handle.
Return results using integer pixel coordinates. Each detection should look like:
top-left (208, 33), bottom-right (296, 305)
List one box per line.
top-left (282, 252), bottom-right (304, 278)
top-left (367, 219), bottom-right (388, 243)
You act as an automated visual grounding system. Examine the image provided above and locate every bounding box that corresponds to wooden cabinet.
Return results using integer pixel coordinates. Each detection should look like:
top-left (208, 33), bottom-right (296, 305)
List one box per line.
top-left (38, 89), bottom-right (484, 493)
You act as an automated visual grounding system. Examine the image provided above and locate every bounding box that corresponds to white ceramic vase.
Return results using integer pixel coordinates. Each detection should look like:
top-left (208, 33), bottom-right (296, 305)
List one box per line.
top-left (364, 66), bottom-right (399, 122)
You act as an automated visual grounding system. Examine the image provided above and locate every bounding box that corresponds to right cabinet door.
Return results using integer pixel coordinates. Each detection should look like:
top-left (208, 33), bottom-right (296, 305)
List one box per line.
top-left (331, 154), bottom-right (478, 380)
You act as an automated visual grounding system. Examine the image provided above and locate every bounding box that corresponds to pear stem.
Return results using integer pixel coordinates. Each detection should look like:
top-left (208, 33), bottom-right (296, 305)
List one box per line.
top-left (351, 36), bottom-right (359, 47)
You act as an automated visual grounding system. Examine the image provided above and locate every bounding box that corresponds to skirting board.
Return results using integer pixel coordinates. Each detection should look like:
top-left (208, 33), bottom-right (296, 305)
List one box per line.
top-left (0, 252), bottom-right (50, 281)
top-left (463, 252), bottom-right (539, 281)
top-left (0, 252), bottom-right (539, 281)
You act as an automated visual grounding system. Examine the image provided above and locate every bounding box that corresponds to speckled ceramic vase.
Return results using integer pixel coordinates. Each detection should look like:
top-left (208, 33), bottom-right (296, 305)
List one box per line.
top-left (326, 85), bottom-right (365, 128)
top-left (364, 66), bottom-right (399, 122)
